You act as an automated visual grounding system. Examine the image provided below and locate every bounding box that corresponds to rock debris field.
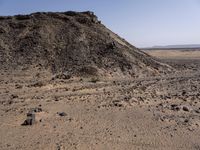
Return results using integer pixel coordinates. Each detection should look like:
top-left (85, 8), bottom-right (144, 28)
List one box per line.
top-left (0, 11), bottom-right (200, 150)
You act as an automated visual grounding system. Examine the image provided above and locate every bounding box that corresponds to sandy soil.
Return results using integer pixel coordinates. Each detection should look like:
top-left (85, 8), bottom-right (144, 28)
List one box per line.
top-left (145, 49), bottom-right (200, 59)
top-left (0, 50), bottom-right (200, 150)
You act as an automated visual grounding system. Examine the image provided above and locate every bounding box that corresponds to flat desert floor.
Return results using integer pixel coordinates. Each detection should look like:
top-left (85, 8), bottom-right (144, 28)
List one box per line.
top-left (0, 50), bottom-right (200, 150)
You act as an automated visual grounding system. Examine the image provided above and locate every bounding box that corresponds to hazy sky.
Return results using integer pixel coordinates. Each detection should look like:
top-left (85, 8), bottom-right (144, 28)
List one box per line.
top-left (0, 0), bottom-right (200, 47)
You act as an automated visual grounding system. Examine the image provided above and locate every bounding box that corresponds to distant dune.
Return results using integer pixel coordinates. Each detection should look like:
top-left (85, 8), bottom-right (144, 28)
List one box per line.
top-left (143, 44), bottom-right (200, 50)
top-left (145, 49), bottom-right (200, 59)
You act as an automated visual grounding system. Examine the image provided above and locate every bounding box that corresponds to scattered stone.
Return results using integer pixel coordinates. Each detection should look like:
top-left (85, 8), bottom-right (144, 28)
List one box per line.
top-left (6, 100), bottom-right (13, 105)
top-left (160, 95), bottom-right (171, 100)
top-left (10, 94), bottom-right (18, 99)
top-left (29, 81), bottom-right (44, 87)
top-left (89, 77), bottom-right (99, 83)
top-left (57, 112), bottom-right (67, 117)
top-left (56, 144), bottom-right (61, 150)
top-left (182, 90), bottom-right (186, 96)
top-left (15, 84), bottom-right (23, 89)
top-left (21, 112), bottom-right (36, 126)
top-left (195, 110), bottom-right (200, 114)
top-left (184, 119), bottom-right (189, 123)
top-left (53, 72), bottom-right (71, 80)
top-left (30, 107), bottom-right (42, 113)
top-left (112, 100), bottom-right (123, 107)
top-left (170, 104), bottom-right (181, 111)
top-left (182, 106), bottom-right (190, 112)
top-left (188, 127), bottom-right (194, 131)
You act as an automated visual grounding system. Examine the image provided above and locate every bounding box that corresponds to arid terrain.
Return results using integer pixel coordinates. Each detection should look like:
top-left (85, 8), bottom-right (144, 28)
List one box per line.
top-left (0, 12), bottom-right (200, 150)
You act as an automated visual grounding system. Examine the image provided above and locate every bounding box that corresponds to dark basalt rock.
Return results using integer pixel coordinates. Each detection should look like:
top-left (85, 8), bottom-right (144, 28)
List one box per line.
top-left (21, 112), bottom-right (36, 126)
top-left (30, 107), bottom-right (43, 113)
top-left (57, 112), bottom-right (67, 117)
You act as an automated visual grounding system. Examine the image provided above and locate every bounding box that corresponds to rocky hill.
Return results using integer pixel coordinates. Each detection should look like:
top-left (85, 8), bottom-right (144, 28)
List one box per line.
top-left (0, 11), bottom-right (171, 78)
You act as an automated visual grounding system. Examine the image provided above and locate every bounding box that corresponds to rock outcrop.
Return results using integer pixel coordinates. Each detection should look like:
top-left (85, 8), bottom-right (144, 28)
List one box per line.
top-left (0, 11), bottom-right (171, 78)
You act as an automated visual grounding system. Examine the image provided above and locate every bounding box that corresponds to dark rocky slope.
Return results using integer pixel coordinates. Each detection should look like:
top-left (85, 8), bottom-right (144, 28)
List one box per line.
top-left (0, 11), bottom-right (171, 78)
